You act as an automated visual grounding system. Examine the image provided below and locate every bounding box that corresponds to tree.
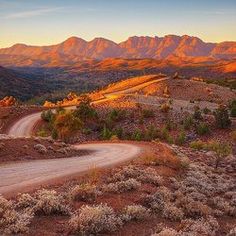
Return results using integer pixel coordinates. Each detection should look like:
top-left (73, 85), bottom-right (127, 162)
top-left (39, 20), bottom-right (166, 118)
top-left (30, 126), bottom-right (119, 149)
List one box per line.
top-left (53, 112), bottom-right (83, 142)
top-left (74, 95), bottom-right (97, 121)
top-left (214, 105), bottom-right (231, 129)
top-left (229, 100), bottom-right (236, 117)
top-left (210, 142), bottom-right (232, 169)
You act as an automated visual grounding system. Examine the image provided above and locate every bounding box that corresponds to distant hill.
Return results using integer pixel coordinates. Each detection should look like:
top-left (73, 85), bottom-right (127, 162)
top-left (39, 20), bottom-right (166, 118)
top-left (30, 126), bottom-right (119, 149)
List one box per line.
top-left (0, 66), bottom-right (49, 100)
top-left (0, 35), bottom-right (235, 67)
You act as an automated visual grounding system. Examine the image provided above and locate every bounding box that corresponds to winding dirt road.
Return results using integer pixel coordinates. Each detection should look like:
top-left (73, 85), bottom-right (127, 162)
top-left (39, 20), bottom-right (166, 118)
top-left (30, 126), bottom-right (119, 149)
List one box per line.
top-left (2, 77), bottom-right (173, 195)
top-left (0, 143), bottom-right (141, 195)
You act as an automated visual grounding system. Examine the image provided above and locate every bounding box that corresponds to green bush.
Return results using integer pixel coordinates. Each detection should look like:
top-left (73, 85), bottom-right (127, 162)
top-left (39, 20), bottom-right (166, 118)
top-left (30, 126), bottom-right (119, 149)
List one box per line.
top-left (132, 129), bottom-right (143, 141)
top-left (141, 109), bottom-right (154, 118)
top-left (203, 107), bottom-right (211, 114)
top-left (74, 95), bottom-right (98, 121)
top-left (101, 125), bottom-right (113, 140)
top-left (53, 111), bottom-right (83, 142)
top-left (214, 105), bottom-right (231, 129)
top-left (41, 110), bottom-right (54, 122)
top-left (190, 140), bottom-right (206, 150)
top-left (193, 106), bottom-right (203, 120)
top-left (183, 116), bottom-right (194, 130)
top-left (144, 125), bottom-right (159, 141)
top-left (195, 122), bottom-right (210, 135)
top-left (176, 131), bottom-right (186, 145)
top-left (230, 100), bottom-right (236, 117)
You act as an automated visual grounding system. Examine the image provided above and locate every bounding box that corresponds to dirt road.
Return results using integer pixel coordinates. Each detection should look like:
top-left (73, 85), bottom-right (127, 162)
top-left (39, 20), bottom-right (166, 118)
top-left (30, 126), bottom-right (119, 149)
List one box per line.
top-left (0, 143), bottom-right (141, 196)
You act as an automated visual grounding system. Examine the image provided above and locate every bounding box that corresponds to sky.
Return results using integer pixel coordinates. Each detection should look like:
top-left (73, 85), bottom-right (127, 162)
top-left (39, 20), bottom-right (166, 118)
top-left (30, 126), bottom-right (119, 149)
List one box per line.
top-left (0, 0), bottom-right (236, 48)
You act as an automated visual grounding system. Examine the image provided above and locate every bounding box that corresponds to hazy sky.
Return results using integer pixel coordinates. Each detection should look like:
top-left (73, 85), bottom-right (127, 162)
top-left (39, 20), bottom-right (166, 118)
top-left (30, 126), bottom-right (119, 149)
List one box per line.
top-left (1, 0), bottom-right (236, 48)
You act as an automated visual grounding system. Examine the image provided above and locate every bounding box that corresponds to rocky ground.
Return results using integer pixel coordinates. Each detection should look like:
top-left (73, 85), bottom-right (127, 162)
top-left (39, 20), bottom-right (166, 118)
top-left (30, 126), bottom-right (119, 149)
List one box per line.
top-left (0, 141), bottom-right (235, 235)
top-left (0, 135), bottom-right (91, 163)
top-left (139, 79), bottom-right (236, 104)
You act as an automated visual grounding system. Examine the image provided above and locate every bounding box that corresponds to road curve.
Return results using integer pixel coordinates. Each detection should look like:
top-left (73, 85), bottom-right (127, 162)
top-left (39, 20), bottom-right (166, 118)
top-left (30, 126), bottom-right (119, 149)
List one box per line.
top-left (8, 112), bottom-right (42, 137)
top-left (0, 143), bottom-right (141, 195)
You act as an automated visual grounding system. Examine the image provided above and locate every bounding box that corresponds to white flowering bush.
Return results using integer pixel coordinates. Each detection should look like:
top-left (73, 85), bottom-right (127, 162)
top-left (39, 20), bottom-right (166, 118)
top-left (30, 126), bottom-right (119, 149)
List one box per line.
top-left (162, 203), bottom-right (184, 221)
top-left (34, 189), bottom-right (70, 215)
top-left (69, 204), bottom-right (122, 235)
top-left (108, 166), bottom-right (163, 186)
top-left (137, 172), bottom-right (163, 186)
top-left (180, 216), bottom-right (219, 236)
top-left (15, 193), bottom-right (37, 209)
top-left (0, 195), bottom-right (33, 234)
top-left (227, 227), bottom-right (236, 236)
top-left (176, 196), bottom-right (212, 218)
top-left (104, 178), bottom-right (141, 193)
top-left (122, 204), bottom-right (151, 222)
top-left (70, 183), bottom-right (98, 202)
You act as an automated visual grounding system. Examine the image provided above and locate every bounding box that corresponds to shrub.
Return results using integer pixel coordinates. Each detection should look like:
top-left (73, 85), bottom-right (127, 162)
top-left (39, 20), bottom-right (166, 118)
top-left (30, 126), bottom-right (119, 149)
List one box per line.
top-left (132, 129), bottom-right (143, 141)
top-left (41, 110), bottom-right (54, 122)
top-left (230, 100), bottom-right (236, 117)
top-left (106, 109), bottom-right (126, 123)
top-left (0, 195), bottom-right (33, 235)
top-left (101, 125), bottom-right (113, 140)
top-left (15, 193), bottom-right (37, 209)
top-left (189, 140), bottom-right (205, 150)
top-left (70, 184), bottom-right (98, 202)
top-left (176, 131), bottom-right (186, 145)
top-left (208, 142), bottom-right (232, 169)
top-left (160, 103), bottom-right (171, 113)
top-left (214, 105), bottom-right (231, 129)
top-left (74, 95), bottom-right (98, 121)
top-left (183, 115), bottom-right (194, 130)
top-left (104, 179), bottom-right (141, 193)
top-left (141, 108), bottom-right (155, 118)
top-left (176, 196), bottom-right (212, 218)
top-left (53, 111), bottom-right (83, 142)
top-left (231, 130), bottom-right (236, 142)
top-left (180, 216), bottom-right (219, 236)
top-left (203, 107), bottom-right (211, 114)
top-left (162, 203), bottom-right (184, 221)
top-left (196, 122), bottom-right (210, 135)
top-left (193, 106), bottom-right (203, 120)
top-left (122, 205), bottom-right (151, 222)
top-left (137, 171), bottom-right (163, 186)
top-left (69, 204), bottom-right (122, 235)
top-left (227, 227), bottom-right (236, 236)
top-left (34, 189), bottom-right (70, 215)
top-left (144, 125), bottom-right (159, 141)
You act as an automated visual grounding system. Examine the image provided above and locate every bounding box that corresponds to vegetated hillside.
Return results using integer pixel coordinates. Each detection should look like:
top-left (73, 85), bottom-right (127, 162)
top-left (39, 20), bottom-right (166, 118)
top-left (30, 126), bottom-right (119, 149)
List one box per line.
top-left (0, 35), bottom-right (236, 67)
top-left (0, 66), bottom-right (49, 101)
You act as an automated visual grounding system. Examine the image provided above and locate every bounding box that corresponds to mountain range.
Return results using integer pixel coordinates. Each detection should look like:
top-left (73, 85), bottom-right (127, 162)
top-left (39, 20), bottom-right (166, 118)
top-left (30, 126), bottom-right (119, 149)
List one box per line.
top-left (0, 35), bottom-right (236, 67)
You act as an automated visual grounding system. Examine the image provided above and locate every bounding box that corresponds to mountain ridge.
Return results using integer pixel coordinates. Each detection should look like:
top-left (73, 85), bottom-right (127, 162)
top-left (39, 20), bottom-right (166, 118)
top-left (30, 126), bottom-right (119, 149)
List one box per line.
top-left (0, 34), bottom-right (236, 67)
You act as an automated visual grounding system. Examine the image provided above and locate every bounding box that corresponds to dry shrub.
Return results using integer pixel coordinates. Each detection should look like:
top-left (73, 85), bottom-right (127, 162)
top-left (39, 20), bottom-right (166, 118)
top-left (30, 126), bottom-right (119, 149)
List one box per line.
top-left (109, 165), bottom-right (163, 187)
top-left (227, 227), bottom-right (236, 236)
top-left (87, 166), bottom-right (101, 184)
top-left (104, 178), bottom-right (141, 193)
top-left (162, 203), bottom-right (184, 221)
top-left (140, 153), bottom-right (158, 165)
top-left (69, 204), bottom-right (122, 235)
top-left (180, 216), bottom-right (219, 236)
top-left (176, 196), bottom-right (212, 218)
top-left (70, 183), bottom-right (98, 202)
top-left (0, 195), bottom-right (33, 235)
top-left (137, 171), bottom-right (163, 186)
top-left (140, 187), bottom-right (173, 213)
top-left (122, 204), bottom-right (151, 222)
top-left (34, 189), bottom-right (70, 216)
top-left (15, 193), bottom-right (37, 209)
